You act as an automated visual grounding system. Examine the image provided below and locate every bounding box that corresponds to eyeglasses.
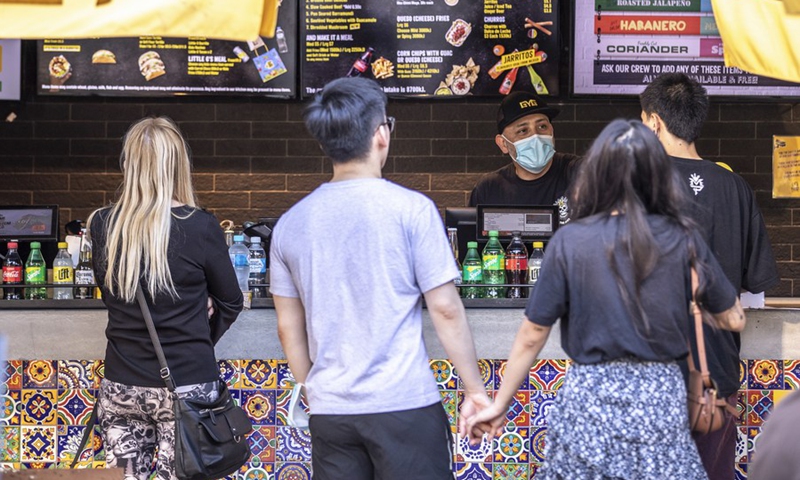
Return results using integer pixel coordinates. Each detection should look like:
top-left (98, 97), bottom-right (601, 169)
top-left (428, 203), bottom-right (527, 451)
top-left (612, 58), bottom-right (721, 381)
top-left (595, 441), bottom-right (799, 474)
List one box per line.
top-left (377, 116), bottom-right (395, 134)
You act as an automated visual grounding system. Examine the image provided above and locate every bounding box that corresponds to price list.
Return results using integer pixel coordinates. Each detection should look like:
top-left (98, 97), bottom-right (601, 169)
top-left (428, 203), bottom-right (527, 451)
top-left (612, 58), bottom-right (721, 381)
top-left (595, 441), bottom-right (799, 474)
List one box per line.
top-left (301, 0), bottom-right (562, 97)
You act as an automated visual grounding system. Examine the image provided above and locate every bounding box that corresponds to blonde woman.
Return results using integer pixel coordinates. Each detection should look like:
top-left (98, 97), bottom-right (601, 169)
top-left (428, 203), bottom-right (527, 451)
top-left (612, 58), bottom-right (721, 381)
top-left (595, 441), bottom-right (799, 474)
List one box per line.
top-left (89, 117), bottom-right (243, 480)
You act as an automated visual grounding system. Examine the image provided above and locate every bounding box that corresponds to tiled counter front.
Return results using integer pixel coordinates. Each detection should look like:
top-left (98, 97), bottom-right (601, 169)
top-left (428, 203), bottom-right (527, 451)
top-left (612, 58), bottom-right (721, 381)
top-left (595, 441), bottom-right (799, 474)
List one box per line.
top-left (2, 358), bottom-right (796, 479)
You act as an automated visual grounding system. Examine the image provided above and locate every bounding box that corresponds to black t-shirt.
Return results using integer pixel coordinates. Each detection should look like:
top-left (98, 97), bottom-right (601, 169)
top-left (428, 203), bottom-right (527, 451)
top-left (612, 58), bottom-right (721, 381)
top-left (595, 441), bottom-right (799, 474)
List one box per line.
top-left (91, 206), bottom-right (243, 387)
top-left (526, 214), bottom-right (736, 368)
top-left (672, 157), bottom-right (779, 396)
top-left (468, 152), bottom-right (581, 224)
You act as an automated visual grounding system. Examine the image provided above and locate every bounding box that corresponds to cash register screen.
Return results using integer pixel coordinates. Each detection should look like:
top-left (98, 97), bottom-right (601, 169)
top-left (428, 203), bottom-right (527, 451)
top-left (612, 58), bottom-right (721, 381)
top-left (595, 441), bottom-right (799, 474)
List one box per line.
top-left (477, 205), bottom-right (558, 241)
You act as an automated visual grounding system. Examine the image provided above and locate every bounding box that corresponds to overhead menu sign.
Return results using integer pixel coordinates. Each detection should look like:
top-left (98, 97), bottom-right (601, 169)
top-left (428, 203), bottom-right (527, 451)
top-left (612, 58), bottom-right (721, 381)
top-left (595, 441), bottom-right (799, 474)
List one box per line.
top-left (0, 40), bottom-right (22, 101)
top-left (573, 0), bottom-right (800, 96)
top-left (300, 0), bottom-right (562, 97)
top-left (36, 0), bottom-right (296, 98)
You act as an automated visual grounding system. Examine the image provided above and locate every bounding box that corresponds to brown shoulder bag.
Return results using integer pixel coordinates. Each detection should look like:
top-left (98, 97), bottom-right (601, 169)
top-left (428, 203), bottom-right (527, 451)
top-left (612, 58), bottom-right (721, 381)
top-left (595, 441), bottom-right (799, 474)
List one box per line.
top-left (686, 268), bottom-right (738, 435)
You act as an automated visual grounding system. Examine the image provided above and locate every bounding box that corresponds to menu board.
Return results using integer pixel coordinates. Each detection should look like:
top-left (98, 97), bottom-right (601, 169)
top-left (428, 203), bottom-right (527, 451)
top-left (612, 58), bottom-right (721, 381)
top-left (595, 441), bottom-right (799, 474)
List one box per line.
top-left (36, 0), bottom-right (297, 97)
top-left (573, 0), bottom-right (800, 96)
top-left (0, 39), bottom-right (21, 101)
top-left (301, 0), bottom-right (561, 97)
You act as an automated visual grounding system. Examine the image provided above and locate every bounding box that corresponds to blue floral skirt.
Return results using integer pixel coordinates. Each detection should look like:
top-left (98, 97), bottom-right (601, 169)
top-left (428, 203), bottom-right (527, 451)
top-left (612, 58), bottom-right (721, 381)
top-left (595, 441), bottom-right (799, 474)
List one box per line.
top-left (537, 358), bottom-right (708, 480)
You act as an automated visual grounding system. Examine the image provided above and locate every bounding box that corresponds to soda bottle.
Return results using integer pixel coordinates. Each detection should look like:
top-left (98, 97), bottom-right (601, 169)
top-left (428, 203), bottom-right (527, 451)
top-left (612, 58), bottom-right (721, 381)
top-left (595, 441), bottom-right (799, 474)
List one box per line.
top-left (248, 236), bottom-right (267, 298)
top-left (447, 228), bottom-right (461, 285)
top-left (482, 230), bottom-right (506, 298)
top-left (461, 241), bottom-right (484, 299)
top-left (2, 242), bottom-right (23, 300)
top-left (229, 235), bottom-right (251, 309)
top-left (275, 26), bottom-right (289, 54)
top-left (347, 47), bottom-right (374, 77)
top-left (499, 66), bottom-right (519, 95)
top-left (528, 241), bottom-right (545, 294)
top-left (74, 229), bottom-right (95, 299)
top-left (53, 241), bottom-right (74, 300)
top-left (25, 241), bottom-right (47, 300)
top-left (505, 232), bottom-right (528, 298)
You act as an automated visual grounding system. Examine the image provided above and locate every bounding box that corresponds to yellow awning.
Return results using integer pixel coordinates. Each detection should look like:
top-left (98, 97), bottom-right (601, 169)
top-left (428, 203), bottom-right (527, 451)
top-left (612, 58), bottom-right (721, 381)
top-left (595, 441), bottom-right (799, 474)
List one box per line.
top-left (711, 0), bottom-right (800, 83)
top-left (0, 0), bottom-right (280, 40)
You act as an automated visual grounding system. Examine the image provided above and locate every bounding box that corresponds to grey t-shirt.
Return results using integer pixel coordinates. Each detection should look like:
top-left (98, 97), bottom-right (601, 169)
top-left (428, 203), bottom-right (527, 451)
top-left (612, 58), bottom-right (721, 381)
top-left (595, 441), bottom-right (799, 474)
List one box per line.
top-left (270, 178), bottom-right (459, 415)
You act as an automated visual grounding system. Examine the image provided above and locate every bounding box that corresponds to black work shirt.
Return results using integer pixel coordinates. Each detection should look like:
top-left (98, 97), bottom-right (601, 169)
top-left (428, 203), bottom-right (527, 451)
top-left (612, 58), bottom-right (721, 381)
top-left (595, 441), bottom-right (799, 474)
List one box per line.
top-left (468, 153), bottom-right (581, 224)
top-left (526, 214), bottom-right (737, 366)
top-left (92, 206), bottom-right (243, 387)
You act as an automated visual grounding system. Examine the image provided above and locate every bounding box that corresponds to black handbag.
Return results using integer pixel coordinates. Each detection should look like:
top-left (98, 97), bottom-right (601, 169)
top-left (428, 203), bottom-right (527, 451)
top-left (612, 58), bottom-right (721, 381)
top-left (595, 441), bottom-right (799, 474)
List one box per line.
top-left (136, 289), bottom-right (253, 480)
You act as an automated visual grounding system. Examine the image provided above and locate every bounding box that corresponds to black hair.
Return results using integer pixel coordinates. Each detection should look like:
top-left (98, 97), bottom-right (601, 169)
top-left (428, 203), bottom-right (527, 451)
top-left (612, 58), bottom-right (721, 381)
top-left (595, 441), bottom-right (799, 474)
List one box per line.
top-left (570, 119), bottom-right (718, 336)
top-left (640, 72), bottom-right (709, 144)
top-left (303, 77), bottom-right (387, 163)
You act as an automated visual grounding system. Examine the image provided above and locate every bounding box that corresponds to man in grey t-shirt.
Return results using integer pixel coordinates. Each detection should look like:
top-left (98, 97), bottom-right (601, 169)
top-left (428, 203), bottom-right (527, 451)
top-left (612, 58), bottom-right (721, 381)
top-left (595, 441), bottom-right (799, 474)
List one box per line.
top-left (269, 77), bottom-right (490, 479)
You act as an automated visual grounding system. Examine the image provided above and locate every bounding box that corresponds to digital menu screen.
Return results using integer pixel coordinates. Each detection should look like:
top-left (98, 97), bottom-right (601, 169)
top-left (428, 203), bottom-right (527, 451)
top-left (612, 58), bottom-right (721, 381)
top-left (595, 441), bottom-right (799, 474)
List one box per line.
top-left (301, 0), bottom-right (562, 97)
top-left (36, 0), bottom-right (297, 97)
top-left (573, 0), bottom-right (800, 96)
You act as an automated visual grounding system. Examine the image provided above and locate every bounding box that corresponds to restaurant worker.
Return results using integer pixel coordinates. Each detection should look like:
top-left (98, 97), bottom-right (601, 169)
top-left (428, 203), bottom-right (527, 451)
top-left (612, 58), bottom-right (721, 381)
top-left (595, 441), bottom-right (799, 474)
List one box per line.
top-left (469, 91), bottom-right (580, 224)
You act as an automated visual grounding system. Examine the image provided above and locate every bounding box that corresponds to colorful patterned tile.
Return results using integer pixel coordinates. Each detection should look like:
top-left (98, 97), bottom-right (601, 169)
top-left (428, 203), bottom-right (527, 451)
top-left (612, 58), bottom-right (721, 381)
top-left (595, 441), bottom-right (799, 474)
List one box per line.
top-left (499, 390), bottom-right (529, 428)
top-left (21, 462), bottom-right (56, 469)
top-left (492, 428), bottom-right (529, 463)
top-left (22, 361), bottom-right (58, 389)
top-left (460, 359), bottom-right (494, 391)
top-left (529, 427), bottom-right (547, 464)
top-left (0, 390), bottom-right (22, 426)
top-left (495, 360), bottom-right (528, 391)
top-left (735, 462), bottom-right (747, 480)
top-left (218, 360), bottom-right (241, 390)
top-left (748, 360), bottom-right (783, 390)
top-left (241, 390), bottom-right (276, 426)
top-left (736, 390), bottom-right (747, 426)
top-left (529, 462), bottom-right (541, 478)
top-left (248, 426), bottom-right (276, 464)
top-left (57, 389), bottom-right (95, 426)
top-left (91, 423), bottom-right (104, 462)
top-left (21, 390), bottom-right (58, 426)
top-left (275, 388), bottom-right (309, 428)
top-left (739, 359), bottom-right (748, 390)
top-left (275, 427), bottom-right (312, 463)
top-left (275, 462), bottom-right (311, 480)
top-left (58, 361), bottom-right (95, 390)
top-left (4, 361), bottom-right (23, 391)
top-left (456, 462), bottom-right (492, 480)
top-left (440, 390), bottom-right (458, 434)
top-left (240, 461), bottom-right (275, 479)
top-left (238, 360), bottom-right (278, 389)
top-left (783, 360), bottom-right (800, 389)
top-left (56, 425), bottom-right (92, 466)
top-left (529, 360), bottom-right (566, 391)
top-left (1, 426), bottom-right (20, 462)
top-left (20, 426), bottom-right (57, 462)
top-left (0, 463), bottom-right (21, 472)
top-left (493, 462), bottom-right (528, 479)
top-left (276, 360), bottom-right (296, 389)
top-left (90, 361), bottom-right (104, 389)
top-left (735, 426), bottom-right (748, 463)
top-left (431, 359), bottom-right (459, 390)
top-left (456, 430), bottom-right (493, 463)
top-left (746, 390), bottom-right (774, 426)
top-left (746, 426), bottom-right (761, 463)
top-left (529, 390), bottom-right (556, 427)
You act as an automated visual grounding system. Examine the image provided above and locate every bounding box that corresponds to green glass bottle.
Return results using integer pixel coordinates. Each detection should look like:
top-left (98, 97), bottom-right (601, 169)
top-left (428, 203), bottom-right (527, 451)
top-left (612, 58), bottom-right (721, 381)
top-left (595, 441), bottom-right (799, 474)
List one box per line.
top-left (461, 241), bottom-right (484, 299)
top-left (25, 241), bottom-right (47, 300)
top-left (482, 230), bottom-right (506, 298)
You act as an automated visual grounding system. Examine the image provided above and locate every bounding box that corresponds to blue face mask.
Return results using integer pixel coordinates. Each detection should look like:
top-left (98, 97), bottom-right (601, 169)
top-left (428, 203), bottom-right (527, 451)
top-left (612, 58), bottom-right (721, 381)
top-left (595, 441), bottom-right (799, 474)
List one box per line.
top-left (503, 134), bottom-right (556, 174)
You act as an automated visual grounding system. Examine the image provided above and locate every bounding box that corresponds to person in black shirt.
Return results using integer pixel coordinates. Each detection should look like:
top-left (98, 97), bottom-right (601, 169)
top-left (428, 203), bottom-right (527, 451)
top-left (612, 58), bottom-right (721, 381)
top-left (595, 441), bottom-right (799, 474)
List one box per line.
top-left (89, 117), bottom-right (243, 479)
top-left (468, 91), bottom-right (580, 224)
top-left (465, 120), bottom-right (744, 479)
top-left (641, 73), bottom-right (779, 480)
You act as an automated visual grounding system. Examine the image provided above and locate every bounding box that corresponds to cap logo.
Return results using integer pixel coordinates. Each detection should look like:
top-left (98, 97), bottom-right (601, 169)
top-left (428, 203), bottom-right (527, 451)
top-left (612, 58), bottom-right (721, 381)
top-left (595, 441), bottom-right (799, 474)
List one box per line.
top-left (519, 99), bottom-right (539, 109)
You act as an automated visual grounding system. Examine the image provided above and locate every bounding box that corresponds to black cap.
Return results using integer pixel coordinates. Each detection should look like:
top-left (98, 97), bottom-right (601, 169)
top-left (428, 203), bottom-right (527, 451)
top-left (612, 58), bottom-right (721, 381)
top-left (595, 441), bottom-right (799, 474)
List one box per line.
top-left (497, 91), bottom-right (560, 134)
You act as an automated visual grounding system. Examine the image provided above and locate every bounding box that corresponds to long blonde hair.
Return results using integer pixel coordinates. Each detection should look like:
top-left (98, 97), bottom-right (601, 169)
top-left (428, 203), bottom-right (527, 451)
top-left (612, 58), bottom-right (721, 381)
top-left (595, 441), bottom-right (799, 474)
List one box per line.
top-left (91, 117), bottom-right (197, 303)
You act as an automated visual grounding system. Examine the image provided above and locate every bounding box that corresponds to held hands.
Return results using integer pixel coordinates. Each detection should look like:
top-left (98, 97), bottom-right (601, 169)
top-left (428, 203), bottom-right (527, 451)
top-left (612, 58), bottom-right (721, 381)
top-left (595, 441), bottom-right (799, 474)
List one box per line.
top-left (458, 392), bottom-right (508, 446)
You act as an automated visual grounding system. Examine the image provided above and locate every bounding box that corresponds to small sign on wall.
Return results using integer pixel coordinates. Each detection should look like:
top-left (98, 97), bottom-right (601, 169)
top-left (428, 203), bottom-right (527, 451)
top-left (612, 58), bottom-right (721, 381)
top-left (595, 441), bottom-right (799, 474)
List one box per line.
top-left (773, 136), bottom-right (800, 198)
top-left (0, 39), bottom-right (21, 101)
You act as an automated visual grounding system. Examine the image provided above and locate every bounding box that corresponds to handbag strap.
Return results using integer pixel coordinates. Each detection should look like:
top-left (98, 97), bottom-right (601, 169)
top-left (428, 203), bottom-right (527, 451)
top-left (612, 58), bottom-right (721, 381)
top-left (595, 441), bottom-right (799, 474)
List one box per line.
top-left (135, 288), bottom-right (177, 392)
top-left (686, 268), bottom-right (712, 386)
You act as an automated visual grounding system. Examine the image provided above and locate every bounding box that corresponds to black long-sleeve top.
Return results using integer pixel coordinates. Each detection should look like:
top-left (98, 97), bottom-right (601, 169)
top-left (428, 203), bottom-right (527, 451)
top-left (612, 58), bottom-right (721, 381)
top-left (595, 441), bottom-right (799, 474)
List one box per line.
top-left (91, 206), bottom-right (243, 387)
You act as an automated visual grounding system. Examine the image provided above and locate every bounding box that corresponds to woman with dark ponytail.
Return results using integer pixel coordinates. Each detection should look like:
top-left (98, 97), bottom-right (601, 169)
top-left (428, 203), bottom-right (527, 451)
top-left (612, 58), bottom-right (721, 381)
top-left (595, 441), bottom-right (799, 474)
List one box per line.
top-left (466, 119), bottom-right (744, 479)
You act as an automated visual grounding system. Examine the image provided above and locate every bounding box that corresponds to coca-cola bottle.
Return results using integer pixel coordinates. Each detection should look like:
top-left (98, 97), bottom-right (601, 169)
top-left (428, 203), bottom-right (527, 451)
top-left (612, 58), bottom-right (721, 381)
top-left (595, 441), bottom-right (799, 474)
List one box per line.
top-left (2, 242), bottom-right (23, 300)
top-left (505, 231), bottom-right (528, 298)
top-left (346, 47), bottom-right (374, 77)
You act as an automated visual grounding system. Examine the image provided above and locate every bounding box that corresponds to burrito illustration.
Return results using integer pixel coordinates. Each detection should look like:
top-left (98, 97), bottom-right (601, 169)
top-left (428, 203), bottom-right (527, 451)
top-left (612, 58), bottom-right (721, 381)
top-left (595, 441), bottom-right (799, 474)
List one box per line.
top-left (48, 55), bottom-right (71, 79)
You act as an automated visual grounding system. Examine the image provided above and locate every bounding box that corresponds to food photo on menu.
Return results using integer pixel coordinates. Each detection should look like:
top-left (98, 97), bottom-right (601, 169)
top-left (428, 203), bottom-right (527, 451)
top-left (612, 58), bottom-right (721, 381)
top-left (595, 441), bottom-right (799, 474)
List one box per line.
top-left (300, 0), bottom-right (561, 97)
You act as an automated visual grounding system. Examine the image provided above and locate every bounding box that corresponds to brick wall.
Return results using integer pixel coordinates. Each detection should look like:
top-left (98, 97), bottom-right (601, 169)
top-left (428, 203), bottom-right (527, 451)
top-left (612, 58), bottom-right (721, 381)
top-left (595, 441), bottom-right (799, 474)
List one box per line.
top-left (1, 96), bottom-right (800, 295)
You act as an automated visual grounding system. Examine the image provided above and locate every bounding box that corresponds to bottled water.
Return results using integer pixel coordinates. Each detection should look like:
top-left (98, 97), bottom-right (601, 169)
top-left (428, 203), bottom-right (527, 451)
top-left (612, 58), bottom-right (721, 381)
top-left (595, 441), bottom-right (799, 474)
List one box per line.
top-left (248, 237), bottom-right (267, 298)
top-left (229, 235), bottom-right (251, 309)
